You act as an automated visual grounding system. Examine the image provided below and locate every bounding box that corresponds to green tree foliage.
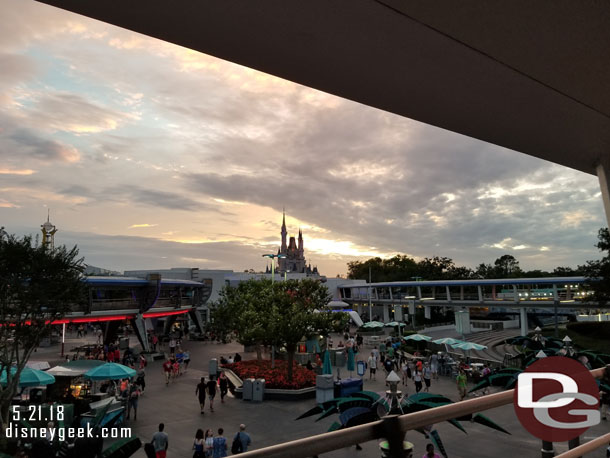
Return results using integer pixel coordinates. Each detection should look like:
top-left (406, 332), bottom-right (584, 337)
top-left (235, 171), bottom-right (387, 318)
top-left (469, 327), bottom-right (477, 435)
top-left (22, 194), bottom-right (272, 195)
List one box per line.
top-left (0, 234), bottom-right (86, 428)
top-left (583, 228), bottom-right (610, 303)
top-left (210, 278), bottom-right (348, 381)
top-left (493, 254), bottom-right (522, 278)
top-left (347, 255), bottom-right (473, 281)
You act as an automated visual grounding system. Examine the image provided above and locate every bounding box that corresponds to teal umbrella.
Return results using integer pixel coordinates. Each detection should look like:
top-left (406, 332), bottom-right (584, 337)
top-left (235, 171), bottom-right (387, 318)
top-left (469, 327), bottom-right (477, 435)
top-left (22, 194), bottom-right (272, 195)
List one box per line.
top-left (362, 321), bottom-right (385, 329)
top-left (403, 334), bottom-right (431, 342)
top-left (1, 367), bottom-right (55, 388)
top-left (451, 342), bottom-right (487, 351)
top-left (322, 350), bottom-right (333, 375)
top-left (84, 363), bottom-right (136, 381)
top-left (432, 337), bottom-right (463, 346)
top-left (385, 321), bottom-right (406, 327)
top-left (347, 347), bottom-right (355, 375)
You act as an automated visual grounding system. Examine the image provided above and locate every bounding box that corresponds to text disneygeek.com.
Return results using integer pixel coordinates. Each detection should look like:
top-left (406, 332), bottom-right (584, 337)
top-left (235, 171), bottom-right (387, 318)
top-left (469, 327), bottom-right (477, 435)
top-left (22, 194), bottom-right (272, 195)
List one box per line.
top-left (5, 424), bottom-right (132, 442)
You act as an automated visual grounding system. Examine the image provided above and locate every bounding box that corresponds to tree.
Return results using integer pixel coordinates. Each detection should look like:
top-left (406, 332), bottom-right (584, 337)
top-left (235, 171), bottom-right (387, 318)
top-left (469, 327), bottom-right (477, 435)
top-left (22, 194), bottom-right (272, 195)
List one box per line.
top-left (583, 228), bottom-right (610, 303)
top-left (211, 278), bottom-right (348, 382)
top-left (210, 279), bottom-right (276, 359)
top-left (0, 234), bottom-right (86, 428)
top-left (493, 254), bottom-right (522, 278)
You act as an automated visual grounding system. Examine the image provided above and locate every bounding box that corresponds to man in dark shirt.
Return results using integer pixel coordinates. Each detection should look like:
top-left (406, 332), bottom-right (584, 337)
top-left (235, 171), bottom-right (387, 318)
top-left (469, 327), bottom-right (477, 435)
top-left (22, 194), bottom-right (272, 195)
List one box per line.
top-left (206, 377), bottom-right (217, 412)
top-left (196, 377), bottom-right (206, 414)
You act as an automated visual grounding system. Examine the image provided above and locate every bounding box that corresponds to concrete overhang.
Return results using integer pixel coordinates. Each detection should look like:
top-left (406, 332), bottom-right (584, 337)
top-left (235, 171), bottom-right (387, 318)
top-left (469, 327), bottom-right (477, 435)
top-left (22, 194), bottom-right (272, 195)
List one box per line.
top-left (36, 1), bottom-right (610, 175)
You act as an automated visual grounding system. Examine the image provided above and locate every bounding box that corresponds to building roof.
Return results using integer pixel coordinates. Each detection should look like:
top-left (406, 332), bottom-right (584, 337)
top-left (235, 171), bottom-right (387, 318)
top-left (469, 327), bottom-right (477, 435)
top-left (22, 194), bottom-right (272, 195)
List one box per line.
top-left (84, 276), bottom-right (204, 287)
top-left (339, 276), bottom-right (589, 289)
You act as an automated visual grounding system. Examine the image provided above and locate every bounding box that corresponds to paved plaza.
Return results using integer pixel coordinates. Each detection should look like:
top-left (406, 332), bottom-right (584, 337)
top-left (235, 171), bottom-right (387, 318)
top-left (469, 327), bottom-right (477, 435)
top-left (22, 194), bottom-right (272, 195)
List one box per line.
top-left (33, 332), bottom-right (609, 458)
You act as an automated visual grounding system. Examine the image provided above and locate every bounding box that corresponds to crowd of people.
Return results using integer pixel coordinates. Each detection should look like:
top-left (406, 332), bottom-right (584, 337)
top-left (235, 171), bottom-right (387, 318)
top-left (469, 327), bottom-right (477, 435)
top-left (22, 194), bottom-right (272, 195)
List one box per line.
top-left (148, 423), bottom-right (252, 458)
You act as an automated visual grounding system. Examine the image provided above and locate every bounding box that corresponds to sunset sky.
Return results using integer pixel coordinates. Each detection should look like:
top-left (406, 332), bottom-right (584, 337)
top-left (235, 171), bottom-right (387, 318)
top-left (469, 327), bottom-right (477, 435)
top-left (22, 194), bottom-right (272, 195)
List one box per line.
top-left (0, 0), bottom-right (606, 277)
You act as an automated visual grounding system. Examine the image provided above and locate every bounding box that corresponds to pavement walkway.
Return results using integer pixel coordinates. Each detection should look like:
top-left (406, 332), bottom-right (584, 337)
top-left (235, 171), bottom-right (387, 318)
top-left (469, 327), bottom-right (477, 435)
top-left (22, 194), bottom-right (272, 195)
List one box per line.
top-left (32, 331), bottom-right (610, 458)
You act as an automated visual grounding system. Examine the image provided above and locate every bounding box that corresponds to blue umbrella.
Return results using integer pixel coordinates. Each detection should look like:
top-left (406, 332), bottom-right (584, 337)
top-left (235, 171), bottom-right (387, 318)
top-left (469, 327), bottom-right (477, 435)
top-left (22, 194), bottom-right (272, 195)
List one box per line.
top-left (347, 347), bottom-right (355, 375)
top-left (322, 350), bottom-right (333, 375)
top-left (1, 367), bottom-right (55, 387)
top-left (84, 363), bottom-right (136, 381)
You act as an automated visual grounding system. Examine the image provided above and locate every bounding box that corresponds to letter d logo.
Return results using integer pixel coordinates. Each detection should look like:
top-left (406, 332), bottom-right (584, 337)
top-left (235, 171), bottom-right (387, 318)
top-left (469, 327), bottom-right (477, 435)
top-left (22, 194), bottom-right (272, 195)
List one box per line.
top-left (514, 356), bottom-right (600, 442)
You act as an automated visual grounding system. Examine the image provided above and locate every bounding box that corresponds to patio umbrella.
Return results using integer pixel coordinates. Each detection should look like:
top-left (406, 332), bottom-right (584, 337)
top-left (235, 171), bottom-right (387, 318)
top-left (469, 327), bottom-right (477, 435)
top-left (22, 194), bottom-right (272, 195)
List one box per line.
top-left (403, 334), bottom-right (431, 342)
top-left (322, 350), bottom-right (333, 375)
top-left (347, 347), bottom-right (355, 376)
top-left (385, 321), bottom-right (406, 327)
top-left (451, 342), bottom-right (487, 351)
top-left (84, 363), bottom-right (136, 381)
top-left (362, 321), bottom-right (385, 329)
top-left (432, 337), bottom-right (464, 346)
top-left (0, 367), bottom-right (55, 388)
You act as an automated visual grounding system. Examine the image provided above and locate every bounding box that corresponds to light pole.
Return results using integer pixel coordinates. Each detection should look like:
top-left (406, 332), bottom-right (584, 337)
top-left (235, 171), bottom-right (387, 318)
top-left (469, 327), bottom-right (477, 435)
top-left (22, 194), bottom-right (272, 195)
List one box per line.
top-left (262, 253), bottom-right (287, 283)
top-left (261, 253), bottom-right (287, 368)
top-left (284, 269), bottom-right (291, 282)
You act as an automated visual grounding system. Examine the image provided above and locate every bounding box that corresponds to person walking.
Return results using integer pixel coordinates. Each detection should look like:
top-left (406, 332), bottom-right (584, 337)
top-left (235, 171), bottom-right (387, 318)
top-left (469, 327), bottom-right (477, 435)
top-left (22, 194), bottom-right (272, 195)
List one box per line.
top-left (193, 429), bottom-right (205, 458)
top-left (430, 353), bottom-right (439, 380)
top-left (162, 358), bottom-right (172, 386)
top-left (204, 429), bottom-right (214, 457)
top-left (422, 443), bottom-right (441, 458)
top-left (151, 423), bottom-right (169, 458)
top-left (126, 383), bottom-right (140, 420)
top-left (183, 349), bottom-right (191, 373)
top-left (456, 369), bottom-right (468, 401)
top-left (413, 368), bottom-right (423, 393)
top-left (367, 352), bottom-right (377, 381)
top-left (422, 362), bottom-right (432, 392)
top-left (196, 377), bottom-right (206, 414)
top-left (206, 376), bottom-right (217, 412)
top-left (232, 424), bottom-right (251, 454)
top-left (212, 428), bottom-right (227, 458)
top-left (169, 337), bottom-right (176, 355)
top-left (218, 372), bottom-right (229, 403)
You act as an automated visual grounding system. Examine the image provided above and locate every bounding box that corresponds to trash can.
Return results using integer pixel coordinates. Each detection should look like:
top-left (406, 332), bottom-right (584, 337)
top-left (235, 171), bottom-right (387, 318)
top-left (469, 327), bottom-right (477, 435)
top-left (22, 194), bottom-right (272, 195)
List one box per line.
top-left (335, 350), bottom-right (346, 367)
top-left (253, 378), bottom-right (265, 402)
top-left (119, 337), bottom-right (129, 350)
top-left (242, 378), bottom-right (254, 401)
top-left (316, 374), bottom-right (334, 403)
top-left (209, 358), bottom-right (218, 378)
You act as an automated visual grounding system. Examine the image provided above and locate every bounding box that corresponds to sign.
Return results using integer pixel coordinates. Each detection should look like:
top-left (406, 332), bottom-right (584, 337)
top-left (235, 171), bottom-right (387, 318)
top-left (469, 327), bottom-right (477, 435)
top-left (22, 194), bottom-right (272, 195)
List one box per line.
top-left (514, 356), bottom-right (600, 442)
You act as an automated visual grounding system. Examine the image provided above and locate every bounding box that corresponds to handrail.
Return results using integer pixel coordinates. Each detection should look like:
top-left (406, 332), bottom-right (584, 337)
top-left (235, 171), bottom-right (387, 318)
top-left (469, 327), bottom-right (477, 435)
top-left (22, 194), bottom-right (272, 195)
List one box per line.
top-left (238, 366), bottom-right (607, 458)
top-left (554, 432), bottom-right (610, 458)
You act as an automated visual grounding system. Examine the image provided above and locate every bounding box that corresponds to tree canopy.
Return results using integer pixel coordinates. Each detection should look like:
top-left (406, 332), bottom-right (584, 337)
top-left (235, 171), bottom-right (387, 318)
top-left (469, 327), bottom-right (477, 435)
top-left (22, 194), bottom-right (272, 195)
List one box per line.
top-left (210, 278), bottom-right (348, 381)
top-left (348, 252), bottom-right (586, 282)
top-left (583, 227), bottom-right (610, 303)
top-left (0, 233), bottom-right (86, 428)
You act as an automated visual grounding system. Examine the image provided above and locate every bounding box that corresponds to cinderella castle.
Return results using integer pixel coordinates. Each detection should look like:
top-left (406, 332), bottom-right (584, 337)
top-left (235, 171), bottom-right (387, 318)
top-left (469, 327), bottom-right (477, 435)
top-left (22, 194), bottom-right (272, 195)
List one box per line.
top-left (266, 211), bottom-right (320, 276)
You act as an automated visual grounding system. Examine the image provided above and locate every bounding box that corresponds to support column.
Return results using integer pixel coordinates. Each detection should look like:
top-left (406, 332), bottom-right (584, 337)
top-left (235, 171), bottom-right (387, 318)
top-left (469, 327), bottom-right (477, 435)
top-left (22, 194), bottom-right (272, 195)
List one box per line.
top-left (597, 160), bottom-right (610, 228)
top-left (446, 286), bottom-right (452, 303)
top-left (520, 307), bottom-right (528, 336)
top-left (395, 304), bottom-right (403, 321)
top-left (383, 304), bottom-right (390, 323)
top-left (477, 286), bottom-right (483, 303)
top-left (188, 308), bottom-right (205, 334)
top-left (131, 313), bottom-right (150, 352)
top-left (424, 306), bottom-right (431, 320)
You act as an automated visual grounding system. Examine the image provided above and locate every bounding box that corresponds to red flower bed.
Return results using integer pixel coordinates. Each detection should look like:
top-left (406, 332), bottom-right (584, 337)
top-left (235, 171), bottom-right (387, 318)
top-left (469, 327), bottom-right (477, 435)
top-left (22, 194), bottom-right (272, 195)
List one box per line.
top-left (224, 359), bottom-right (316, 390)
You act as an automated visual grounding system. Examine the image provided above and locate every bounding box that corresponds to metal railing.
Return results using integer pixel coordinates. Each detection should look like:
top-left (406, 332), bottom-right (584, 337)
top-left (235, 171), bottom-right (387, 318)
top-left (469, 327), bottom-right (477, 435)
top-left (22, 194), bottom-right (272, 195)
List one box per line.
top-left (238, 366), bottom-right (607, 458)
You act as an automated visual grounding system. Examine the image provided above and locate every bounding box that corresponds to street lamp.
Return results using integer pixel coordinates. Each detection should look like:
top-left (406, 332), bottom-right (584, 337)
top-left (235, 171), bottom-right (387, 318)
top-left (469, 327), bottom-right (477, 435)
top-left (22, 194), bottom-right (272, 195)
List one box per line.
top-left (262, 253), bottom-right (287, 283)
top-left (284, 269), bottom-right (291, 282)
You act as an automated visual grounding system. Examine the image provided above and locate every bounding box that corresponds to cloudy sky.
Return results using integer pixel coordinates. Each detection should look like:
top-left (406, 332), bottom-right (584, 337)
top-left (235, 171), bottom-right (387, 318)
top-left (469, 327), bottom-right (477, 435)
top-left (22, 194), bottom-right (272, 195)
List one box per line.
top-left (0, 0), bottom-right (606, 277)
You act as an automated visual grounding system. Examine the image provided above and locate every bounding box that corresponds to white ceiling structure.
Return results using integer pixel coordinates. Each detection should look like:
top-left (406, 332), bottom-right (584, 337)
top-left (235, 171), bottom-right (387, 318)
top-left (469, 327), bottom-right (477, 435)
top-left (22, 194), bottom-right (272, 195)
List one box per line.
top-left (36, 0), bottom-right (610, 224)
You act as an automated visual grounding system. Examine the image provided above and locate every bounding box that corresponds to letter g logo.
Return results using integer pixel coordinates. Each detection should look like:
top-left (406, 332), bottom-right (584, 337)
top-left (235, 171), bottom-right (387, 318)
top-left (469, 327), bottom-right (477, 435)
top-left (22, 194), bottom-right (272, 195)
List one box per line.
top-left (513, 357), bottom-right (600, 442)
